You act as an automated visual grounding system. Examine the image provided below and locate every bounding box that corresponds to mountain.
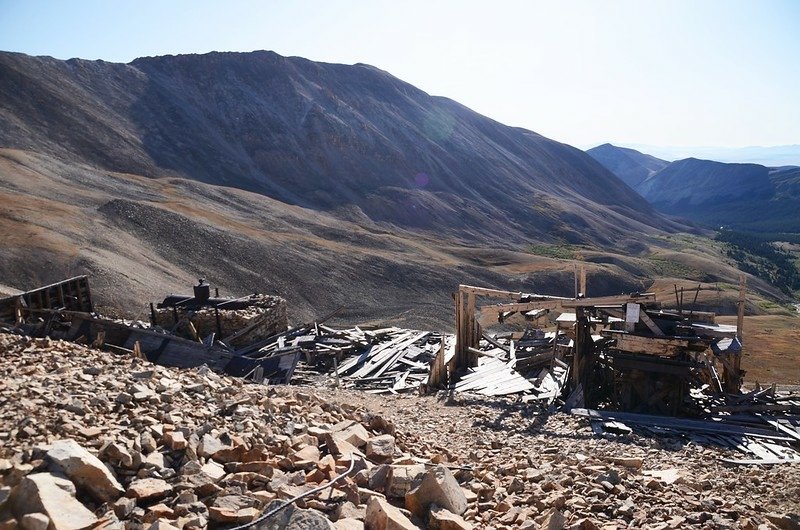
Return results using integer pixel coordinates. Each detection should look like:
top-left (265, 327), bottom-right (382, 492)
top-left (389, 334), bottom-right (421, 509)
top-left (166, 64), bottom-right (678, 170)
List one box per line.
top-left (589, 144), bottom-right (800, 233)
top-left (3, 50), bottom-right (769, 325)
top-left (620, 144), bottom-right (800, 167)
top-left (637, 158), bottom-right (772, 209)
top-left (586, 143), bottom-right (669, 188)
top-left (636, 158), bottom-right (800, 232)
top-left (0, 50), bottom-right (677, 247)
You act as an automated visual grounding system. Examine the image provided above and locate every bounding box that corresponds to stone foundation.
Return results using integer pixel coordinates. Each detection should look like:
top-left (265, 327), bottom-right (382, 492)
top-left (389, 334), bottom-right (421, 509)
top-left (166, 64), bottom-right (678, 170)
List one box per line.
top-left (154, 294), bottom-right (287, 347)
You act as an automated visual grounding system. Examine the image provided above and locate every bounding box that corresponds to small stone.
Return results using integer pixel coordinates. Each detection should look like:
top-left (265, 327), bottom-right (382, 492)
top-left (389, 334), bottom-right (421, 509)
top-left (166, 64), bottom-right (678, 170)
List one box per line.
top-left (163, 431), bottom-right (187, 450)
top-left (102, 442), bottom-right (134, 468)
top-left (332, 421), bottom-right (370, 448)
top-left (9, 473), bottom-right (98, 530)
top-left (334, 518), bottom-right (364, 530)
top-left (208, 495), bottom-right (259, 523)
top-left (596, 470), bottom-right (619, 486)
top-left (46, 439), bottom-right (124, 502)
top-left (386, 465), bottom-right (426, 498)
top-left (609, 457), bottom-right (642, 469)
top-left (126, 478), bottom-right (173, 503)
top-left (429, 504), bottom-right (473, 530)
top-left (365, 497), bottom-right (419, 530)
top-left (19, 513), bottom-right (49, 530)
top-left (113, 497), bottom-right (137, 518)
top-left (201, 461), bottom-right (226, 481)
top-left (366, 435), bottom-right (395, 464)
top-left (541, 509), bottom-right (566, 530)
top-left (405, 465), bottom-right (467, 518)
top-left (144, 451), bottom-right (166, 469)
top-left (197, 434), bottom-right (228, 458)
top-left (140, 432), bottom-right (157, 454)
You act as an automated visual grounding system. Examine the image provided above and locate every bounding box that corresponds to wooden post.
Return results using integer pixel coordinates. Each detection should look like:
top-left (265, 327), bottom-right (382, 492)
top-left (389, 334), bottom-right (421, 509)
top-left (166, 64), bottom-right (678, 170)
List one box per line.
top-left (574, 264), bottom-right (578, 298)
top-left (466, 290), bottom-right (477, 367)
top-left (579, 266), bottom-right (587, 297)
top-left (57, 284), bottom-right (65, 309)
top-left (736, 275), bottom-right (746, 342)
top-left (332, 357), bottom-right (340, 389)
top-left (214, 306), bottom-right (223, 338)
top-left (454, 290), bottom-right (465, 369)
top-left (731, 275), bottom-right (746, 391)
top-left (573, 307), bottom-right (585, 388)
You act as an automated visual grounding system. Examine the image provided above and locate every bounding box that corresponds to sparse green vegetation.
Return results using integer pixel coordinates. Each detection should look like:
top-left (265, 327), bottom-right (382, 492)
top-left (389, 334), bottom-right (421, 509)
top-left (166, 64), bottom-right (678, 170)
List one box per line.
top-left (646, 256), bottom-right (705, 280)
top-left (526, 244), bottom-right (583, 260)
top-left (716, 230), bottom-right (800, 296)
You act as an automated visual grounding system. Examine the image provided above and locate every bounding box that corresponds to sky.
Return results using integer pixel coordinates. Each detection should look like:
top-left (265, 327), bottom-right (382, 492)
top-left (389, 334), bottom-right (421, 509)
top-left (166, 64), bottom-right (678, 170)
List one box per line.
top-left (1, 0), bottom-right (799, 152)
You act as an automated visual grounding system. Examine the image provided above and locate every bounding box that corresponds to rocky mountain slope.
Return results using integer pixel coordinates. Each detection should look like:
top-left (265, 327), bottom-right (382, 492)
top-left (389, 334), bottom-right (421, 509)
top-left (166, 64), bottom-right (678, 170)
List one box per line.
top-left (0, 50), bottom-right (676, 245)
top-left (585, 143), bottom-right (669, 189)
top-left (1, 334), bottom-right (798, 529)
top-left (637, 158), bottom-right (771, 210)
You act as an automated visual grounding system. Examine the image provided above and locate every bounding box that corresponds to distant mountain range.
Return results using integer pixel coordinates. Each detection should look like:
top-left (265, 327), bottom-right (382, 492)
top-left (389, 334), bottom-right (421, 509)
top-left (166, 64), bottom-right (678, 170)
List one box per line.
top-left (585, 143), bottom-right (669, 189)
top-left (617, 144), bottom-right (800, 168)
top-left (588, 144), bottom-right (800, 233)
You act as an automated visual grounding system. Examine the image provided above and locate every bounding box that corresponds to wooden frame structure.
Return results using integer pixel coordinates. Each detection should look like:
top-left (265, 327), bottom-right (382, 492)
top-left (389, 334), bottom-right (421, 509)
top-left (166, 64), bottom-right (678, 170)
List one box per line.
top-left (453, 280), bottom-right (747, 413)
top-left (453, 283), bottom-right (656, 370)
top-left (0, 276), bottom-right (93, 323)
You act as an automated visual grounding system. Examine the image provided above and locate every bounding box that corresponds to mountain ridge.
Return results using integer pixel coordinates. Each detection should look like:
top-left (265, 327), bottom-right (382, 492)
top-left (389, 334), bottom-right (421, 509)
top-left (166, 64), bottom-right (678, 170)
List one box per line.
top-left (588, 143), bottom-right (800, 233)
top-left (0, 50), bottom-right (677, 248)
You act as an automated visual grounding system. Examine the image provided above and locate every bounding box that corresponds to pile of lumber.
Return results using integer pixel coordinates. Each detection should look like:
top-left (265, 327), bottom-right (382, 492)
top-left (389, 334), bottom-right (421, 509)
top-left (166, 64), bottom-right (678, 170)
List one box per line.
top-left (235, 323), bottom-right (446, 393)
top-left (452, 330), bottom-right (571, 403)
top-left (573, 398), bottom-right (800, 465)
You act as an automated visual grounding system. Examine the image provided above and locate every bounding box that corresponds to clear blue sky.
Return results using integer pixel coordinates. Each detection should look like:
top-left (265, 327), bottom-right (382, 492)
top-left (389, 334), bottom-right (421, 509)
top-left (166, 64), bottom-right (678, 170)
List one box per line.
top-left (1, 0), bottom-right (798, 149)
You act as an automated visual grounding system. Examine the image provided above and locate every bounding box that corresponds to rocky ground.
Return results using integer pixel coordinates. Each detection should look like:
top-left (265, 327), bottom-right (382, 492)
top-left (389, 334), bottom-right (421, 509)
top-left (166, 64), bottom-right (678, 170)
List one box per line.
top-left (1, 332), bottom-right (799, 530)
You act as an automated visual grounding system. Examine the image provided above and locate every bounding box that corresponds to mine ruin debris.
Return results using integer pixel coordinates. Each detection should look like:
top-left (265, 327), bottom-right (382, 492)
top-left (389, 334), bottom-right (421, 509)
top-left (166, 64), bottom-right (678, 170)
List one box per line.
top-left (2, 274), bottom-right (799, 466)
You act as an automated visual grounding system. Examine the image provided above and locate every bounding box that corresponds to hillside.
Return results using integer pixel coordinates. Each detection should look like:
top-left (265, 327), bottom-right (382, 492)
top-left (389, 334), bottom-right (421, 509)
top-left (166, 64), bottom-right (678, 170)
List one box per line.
top-left (637, 158), bottom-right (771, 210)
top-left (639, 160), bottom-right (800, 233)
top-left (0, 51), bottom-right (785, 327)
top-left (0, 50), bottom-right (681, 247)
top-left (586, 143), bottom-right (669, 188)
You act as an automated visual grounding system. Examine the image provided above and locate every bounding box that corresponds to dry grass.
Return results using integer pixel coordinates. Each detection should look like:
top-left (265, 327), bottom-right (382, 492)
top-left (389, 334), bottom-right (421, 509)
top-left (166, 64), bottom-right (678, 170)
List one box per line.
top-left (718, 314), bottom-right (800, 384)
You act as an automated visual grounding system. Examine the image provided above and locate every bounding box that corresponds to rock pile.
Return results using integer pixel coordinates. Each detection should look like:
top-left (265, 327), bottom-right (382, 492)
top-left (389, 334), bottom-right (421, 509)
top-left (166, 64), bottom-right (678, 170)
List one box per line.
top-left (153, 294), bottom-right (288, 346)
top-left (0, 333), bottom-right (464, 530)
top-left (1, 332), bottom-right (799, 530)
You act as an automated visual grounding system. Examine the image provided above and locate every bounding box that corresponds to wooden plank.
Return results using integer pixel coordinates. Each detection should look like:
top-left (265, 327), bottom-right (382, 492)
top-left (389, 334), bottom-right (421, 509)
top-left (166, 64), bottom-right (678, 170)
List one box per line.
top-left (605, 331), bottom-right (691, 356)
top-left (459, 285), bottom-right (523, 298)
top-left (484, 300), bottom-right (564, 313)
top-left (639, 311), bottom-right (665, 336)
top-left (571, 408), bottom-right (794, 441)
top-left (562, 293), bottom-right (656, 308)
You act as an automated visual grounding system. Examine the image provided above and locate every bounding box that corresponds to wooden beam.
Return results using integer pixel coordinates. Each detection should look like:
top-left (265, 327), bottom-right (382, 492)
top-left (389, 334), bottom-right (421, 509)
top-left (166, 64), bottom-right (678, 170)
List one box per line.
top-left (482, 300), bottom-right (564, 314)
top-left (459, 285), bottom-right (522, 298)
top-left (639, 310), bottom-right (665, 336)
top-left (605, 331), bottom-right (691, 356)
top-left (579, 266), bottom-right (587, 297)
top-left (736, 275), bottom-right (746, 342)
top-left (561, 293), bottom-right (656, 308)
